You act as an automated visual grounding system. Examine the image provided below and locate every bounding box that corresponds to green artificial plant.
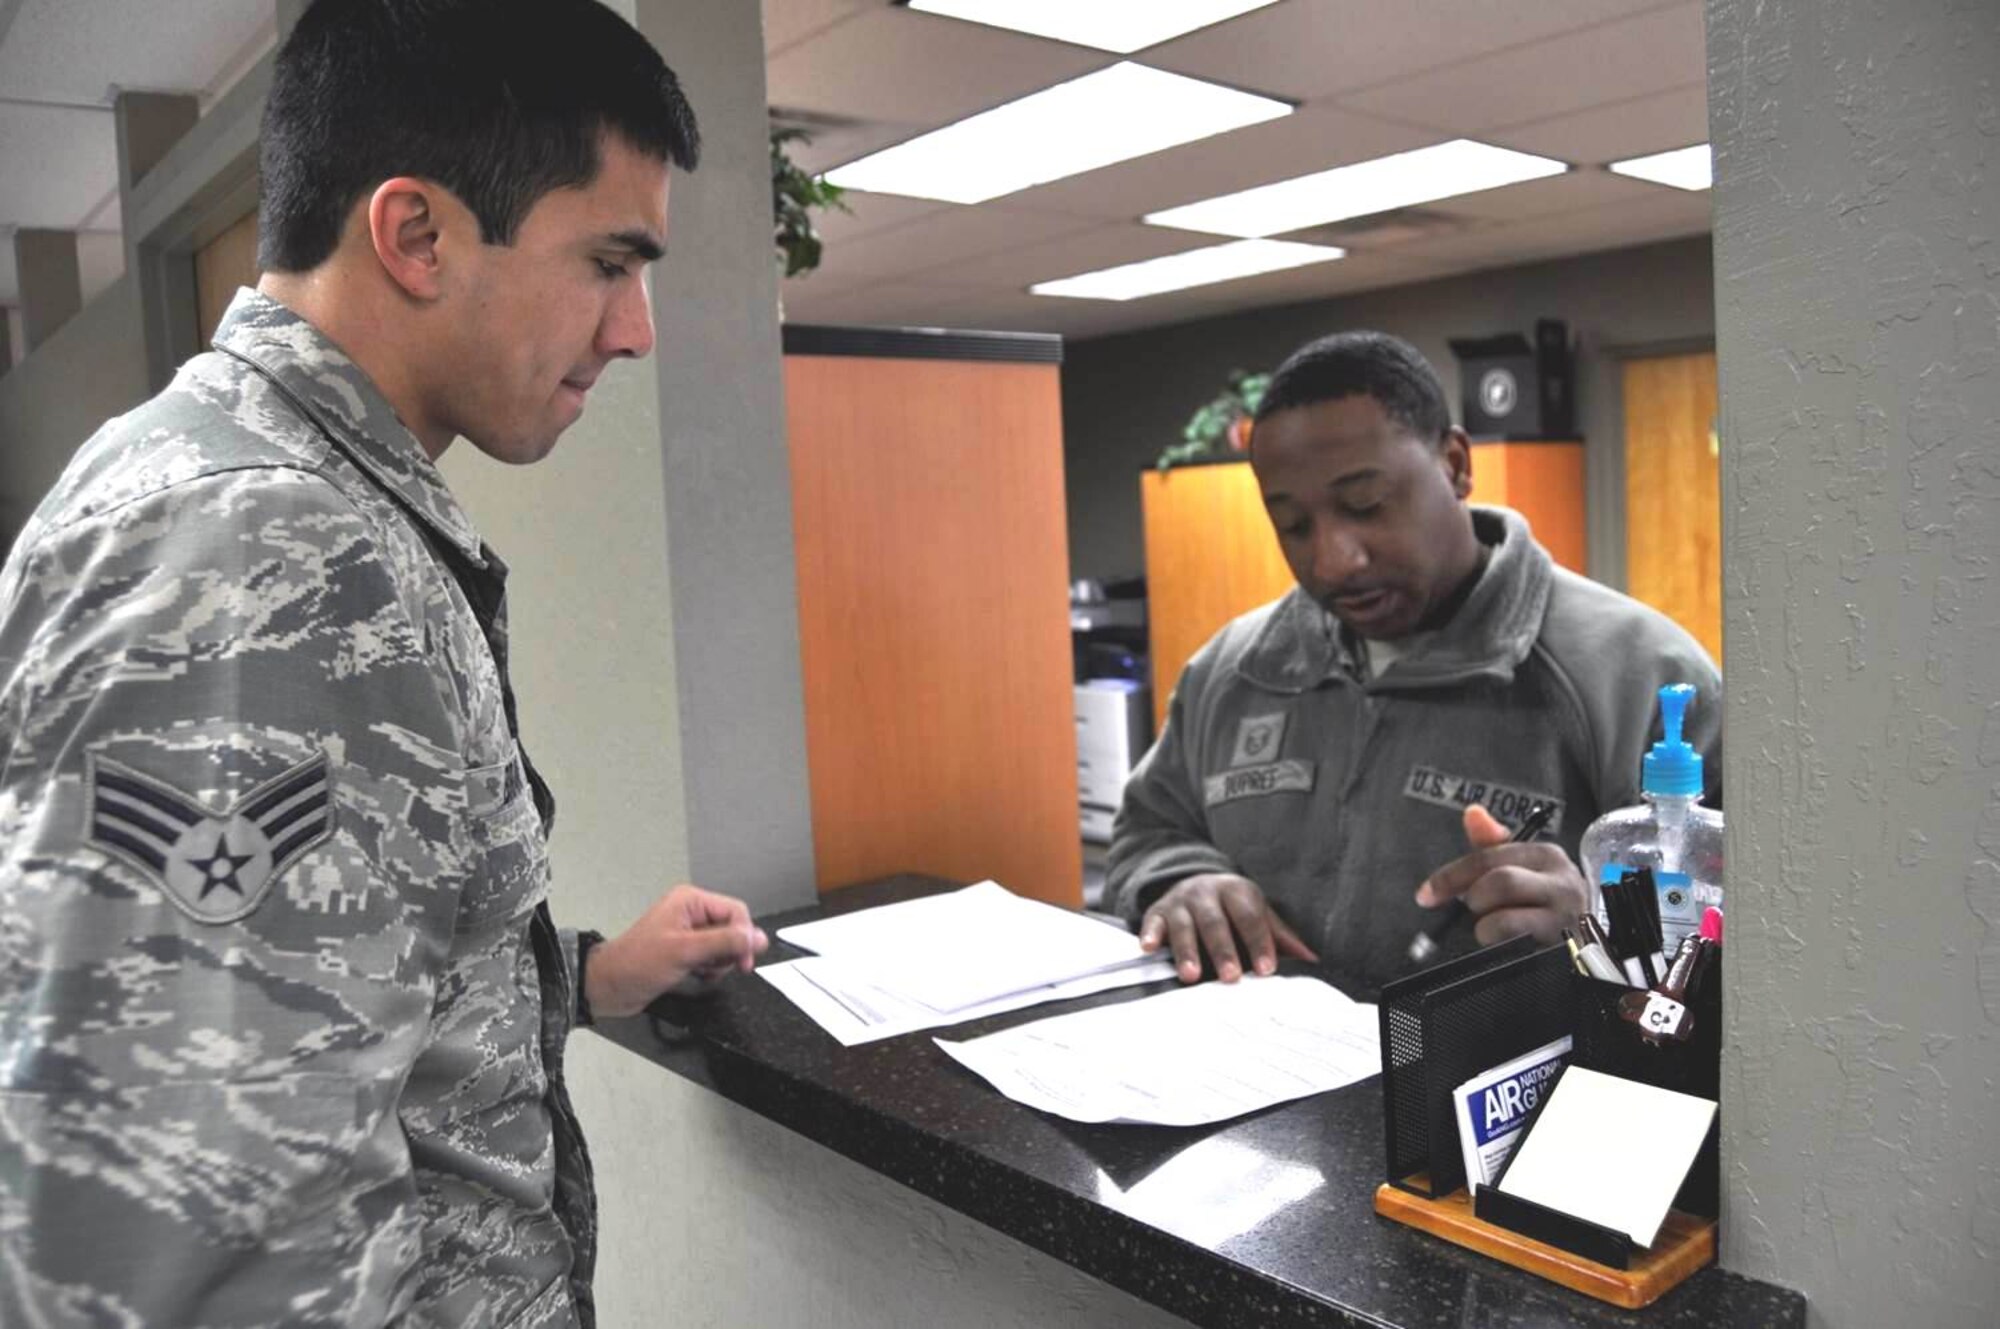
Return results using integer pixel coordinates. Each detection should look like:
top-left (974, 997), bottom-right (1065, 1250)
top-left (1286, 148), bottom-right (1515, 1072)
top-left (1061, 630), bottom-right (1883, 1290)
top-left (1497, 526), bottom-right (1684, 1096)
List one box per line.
top-left (1156, 370), bottom-right (1272, 470)
top-left (772, 126), bottom-right (851, 279)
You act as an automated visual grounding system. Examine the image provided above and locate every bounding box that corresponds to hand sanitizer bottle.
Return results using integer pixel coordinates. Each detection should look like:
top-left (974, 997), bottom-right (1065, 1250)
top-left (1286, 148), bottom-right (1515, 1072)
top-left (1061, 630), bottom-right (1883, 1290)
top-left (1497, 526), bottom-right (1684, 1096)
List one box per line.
top-left (1578, 684), bottom-right (1724, 952)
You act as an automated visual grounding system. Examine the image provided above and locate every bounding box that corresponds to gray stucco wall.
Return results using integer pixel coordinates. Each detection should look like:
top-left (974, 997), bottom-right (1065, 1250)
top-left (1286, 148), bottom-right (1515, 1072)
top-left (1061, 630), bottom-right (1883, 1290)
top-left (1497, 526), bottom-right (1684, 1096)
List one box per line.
top-left (0, 275), bottom-right (150, 550)
top-left (1060, 235), bottom-right (1717, 589)
top-left (1709, 0), bottom-right (2000, 1324)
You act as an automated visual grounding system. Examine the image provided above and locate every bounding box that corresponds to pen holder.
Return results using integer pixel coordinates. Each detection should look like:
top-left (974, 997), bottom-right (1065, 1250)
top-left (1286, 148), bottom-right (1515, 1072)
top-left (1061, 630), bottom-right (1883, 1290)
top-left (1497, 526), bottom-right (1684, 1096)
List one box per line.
top-left (1379, 936), bottom-right (1573, 1198)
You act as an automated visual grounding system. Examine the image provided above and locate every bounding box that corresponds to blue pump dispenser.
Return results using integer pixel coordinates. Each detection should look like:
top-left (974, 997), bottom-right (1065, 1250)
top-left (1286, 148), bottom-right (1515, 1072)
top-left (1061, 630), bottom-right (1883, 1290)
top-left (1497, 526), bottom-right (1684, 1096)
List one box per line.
top-left (1641, 684), bottom-right (1703, 798)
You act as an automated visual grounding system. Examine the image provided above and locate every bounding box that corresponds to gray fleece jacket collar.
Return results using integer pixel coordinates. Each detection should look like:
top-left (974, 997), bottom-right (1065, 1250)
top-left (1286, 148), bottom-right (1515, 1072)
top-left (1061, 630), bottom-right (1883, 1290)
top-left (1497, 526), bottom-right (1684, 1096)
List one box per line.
top-left (1235, 506), bottom-right (1554, 694)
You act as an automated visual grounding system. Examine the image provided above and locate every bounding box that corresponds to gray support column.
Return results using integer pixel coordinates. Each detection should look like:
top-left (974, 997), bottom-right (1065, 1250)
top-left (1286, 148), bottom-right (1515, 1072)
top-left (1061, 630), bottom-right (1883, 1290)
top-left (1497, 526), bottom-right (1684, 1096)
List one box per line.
top-left (638, 0), bottom-right (815, 905)
top-left (1708, 0), bottom-right (2000, 1324)
top-left (0, 303), bottom-right (13, 374)
top-left (15, 229), bottom-right (81, 350)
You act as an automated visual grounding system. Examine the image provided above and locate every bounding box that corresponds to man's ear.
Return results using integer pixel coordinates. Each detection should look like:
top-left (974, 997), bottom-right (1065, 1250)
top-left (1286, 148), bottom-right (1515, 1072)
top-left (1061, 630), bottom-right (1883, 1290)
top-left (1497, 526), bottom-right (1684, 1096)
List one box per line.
top-left (366, 177), bottom-right (451, 301)
top-left (1442, 426), bottom-right (1474, 500)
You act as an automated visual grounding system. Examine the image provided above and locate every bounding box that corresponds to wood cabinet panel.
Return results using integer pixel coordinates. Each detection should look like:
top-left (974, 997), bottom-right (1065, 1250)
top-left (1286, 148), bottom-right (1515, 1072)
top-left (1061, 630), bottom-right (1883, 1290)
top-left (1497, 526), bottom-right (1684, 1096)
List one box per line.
top-left (1466, 441), bottom-right (1587, 576)
top-left (1140, 463), bottom-right (1295, 733)
top-left (786, 354), bottom-right (1080, 905)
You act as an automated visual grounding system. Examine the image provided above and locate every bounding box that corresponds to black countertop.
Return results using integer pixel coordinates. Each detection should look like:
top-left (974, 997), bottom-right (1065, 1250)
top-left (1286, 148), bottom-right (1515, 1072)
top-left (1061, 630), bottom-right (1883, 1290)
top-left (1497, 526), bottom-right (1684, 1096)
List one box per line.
top-left (596, 876), bottom-right (1806, 1329)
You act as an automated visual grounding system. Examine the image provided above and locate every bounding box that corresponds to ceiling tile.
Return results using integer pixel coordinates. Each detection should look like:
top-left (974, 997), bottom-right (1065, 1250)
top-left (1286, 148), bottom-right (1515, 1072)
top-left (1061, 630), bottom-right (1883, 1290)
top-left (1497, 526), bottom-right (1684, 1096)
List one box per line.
top-left (809, 203), bottom-right (1101, 283)
top-left (0, 104), bottom-right (121, 229)
top-left (1116, 249), bottom-right (1454, 326)
top-left (765, 6), bottom-right (1110, 130)
top-left (1004, 104), bottom-right (1439, 222)
top-left (1337, 4), bottom-right (1707, 135)
top-left (778, 279), bottom-right (985, 329)
top-left (808, 190), bottom-right (950, 246)
top-left (1145, 0), bottom-right (1671, 102)
top-left (1399, 188), bottom-right (1712, 268)
top-left (1486, 82), bottom-right (1709, 165)
top-left (762, 0), bottom-right (877, 57)
top-left (775, 119), bottom-right (920, 177)
top-left (923, 223), bottom-right (1230, 292)
top-left (1421, 167), bottom-right (1667, 224)
top-left (0, 0), bottom-right (273, 105)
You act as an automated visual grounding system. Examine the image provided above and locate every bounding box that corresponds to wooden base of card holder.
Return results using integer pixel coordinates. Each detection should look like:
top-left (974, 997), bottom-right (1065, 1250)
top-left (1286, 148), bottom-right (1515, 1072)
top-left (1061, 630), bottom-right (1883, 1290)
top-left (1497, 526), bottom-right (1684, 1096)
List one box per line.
top-left (1374, 1179), bottom-right (1714, 1309)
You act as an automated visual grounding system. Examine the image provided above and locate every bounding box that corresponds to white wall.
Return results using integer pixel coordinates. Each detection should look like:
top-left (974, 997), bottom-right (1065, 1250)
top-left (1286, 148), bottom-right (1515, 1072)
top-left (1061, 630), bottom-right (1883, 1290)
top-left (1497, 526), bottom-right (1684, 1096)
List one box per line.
top-left (1711, 0), bottom-right (2000, 1324)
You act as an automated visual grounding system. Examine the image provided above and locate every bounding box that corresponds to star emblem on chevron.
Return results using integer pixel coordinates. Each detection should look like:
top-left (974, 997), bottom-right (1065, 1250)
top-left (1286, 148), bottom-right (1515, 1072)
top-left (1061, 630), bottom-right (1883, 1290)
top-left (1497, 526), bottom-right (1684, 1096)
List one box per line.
top-left (188, 832), bottom-right (259, 901)
top-left (84, 750), bottom-right (336, 924)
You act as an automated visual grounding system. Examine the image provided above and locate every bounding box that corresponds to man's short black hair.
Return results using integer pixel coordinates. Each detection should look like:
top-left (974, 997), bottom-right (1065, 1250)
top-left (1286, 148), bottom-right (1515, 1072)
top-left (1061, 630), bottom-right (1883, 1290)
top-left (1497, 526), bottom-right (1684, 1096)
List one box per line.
top-left (259, 0), bottom-right (701, 273)
top-left (1253, 330), bottom-right (1453, 445)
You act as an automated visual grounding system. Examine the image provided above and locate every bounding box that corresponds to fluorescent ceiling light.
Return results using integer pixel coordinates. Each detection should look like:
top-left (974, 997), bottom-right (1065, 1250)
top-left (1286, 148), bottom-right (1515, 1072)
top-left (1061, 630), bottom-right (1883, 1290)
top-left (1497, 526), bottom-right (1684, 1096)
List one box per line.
top-left (1144, 139), bottom-right (1569, 237)
top-left (1030, 239), bottom-right (1343, 301)
top-left (906, 0), bottom-right (1282, 53)
top-left (1609, 143), bottom-right (1712, 191)
top-left (823, 63), bottom-right (1291, 205)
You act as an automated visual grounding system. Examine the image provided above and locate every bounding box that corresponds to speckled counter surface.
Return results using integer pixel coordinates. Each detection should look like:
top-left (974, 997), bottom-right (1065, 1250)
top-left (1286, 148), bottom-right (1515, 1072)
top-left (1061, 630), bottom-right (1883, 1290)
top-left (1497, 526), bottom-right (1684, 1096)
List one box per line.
top-left (596, 876), bottom-right (1806, 1329)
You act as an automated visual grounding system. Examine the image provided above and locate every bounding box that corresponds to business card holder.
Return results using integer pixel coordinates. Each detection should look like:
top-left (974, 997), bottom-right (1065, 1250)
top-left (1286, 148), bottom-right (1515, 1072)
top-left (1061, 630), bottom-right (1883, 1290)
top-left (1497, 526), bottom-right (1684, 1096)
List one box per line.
top-left (1377, 935), bottom-right (1573, 1199)
top-left (1375, 953), bottom-right (1722, 1308)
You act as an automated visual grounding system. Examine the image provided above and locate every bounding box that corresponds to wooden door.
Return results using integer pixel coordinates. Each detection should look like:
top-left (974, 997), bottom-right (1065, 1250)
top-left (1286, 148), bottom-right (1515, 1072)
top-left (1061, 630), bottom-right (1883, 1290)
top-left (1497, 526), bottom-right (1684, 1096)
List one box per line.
top-left (787, 352), bottom-right (1081, 906)
top-left (196, 210), bottom-right (259, 348)
top-left (1623, 351), bottom-right (1721, 663)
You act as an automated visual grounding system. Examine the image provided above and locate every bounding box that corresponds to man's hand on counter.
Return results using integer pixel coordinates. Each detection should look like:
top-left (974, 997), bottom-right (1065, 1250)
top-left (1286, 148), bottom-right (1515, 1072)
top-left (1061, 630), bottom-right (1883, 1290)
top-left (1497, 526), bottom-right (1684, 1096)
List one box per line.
top-left (588, 884), bottom-right (771, 1018)
top-left (1413, 804), bottom-right (1590, 946)
top-left (1138, 872), bottom-right (1320, 984)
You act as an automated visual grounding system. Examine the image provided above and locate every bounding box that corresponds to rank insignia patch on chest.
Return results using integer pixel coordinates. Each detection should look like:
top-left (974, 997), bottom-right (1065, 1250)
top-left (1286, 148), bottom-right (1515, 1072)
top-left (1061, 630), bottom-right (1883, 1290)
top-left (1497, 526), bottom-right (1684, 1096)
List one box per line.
top-left (85, 751), bottom-right (334, 924)
top-left (1229, 712), bottom-right (1290, 767)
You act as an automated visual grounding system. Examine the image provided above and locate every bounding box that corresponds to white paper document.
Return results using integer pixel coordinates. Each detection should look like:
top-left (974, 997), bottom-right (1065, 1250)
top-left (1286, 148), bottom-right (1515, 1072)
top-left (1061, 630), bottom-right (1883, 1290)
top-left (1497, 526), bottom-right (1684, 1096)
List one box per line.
top-left (934, 976), bottom-right (1381, 1127)
top-left (775, 880), bottom-right (1155, 1012)
top-left (1495, 1066), bottom-right (1718, 1248)
top-left (759, 953), bottom-right (1178, 1046)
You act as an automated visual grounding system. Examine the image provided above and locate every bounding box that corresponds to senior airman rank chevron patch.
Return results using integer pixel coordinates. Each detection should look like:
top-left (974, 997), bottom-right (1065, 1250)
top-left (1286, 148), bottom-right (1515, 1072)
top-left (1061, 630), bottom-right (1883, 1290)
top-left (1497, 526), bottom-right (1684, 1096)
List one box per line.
top-left (84, 751), bottom-right (335, 924)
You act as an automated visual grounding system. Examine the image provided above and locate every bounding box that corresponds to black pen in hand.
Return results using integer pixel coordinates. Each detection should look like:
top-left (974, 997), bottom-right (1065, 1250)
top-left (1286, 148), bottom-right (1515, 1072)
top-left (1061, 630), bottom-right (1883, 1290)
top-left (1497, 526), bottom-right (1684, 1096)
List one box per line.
top-left (1405, 801), bottom-right (1555, 966)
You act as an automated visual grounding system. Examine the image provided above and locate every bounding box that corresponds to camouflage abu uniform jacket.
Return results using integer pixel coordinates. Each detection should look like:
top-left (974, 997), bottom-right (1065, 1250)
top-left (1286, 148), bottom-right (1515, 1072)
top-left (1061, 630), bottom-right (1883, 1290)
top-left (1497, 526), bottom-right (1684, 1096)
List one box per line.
top-left (0, 290), bottom-right (597, 1327)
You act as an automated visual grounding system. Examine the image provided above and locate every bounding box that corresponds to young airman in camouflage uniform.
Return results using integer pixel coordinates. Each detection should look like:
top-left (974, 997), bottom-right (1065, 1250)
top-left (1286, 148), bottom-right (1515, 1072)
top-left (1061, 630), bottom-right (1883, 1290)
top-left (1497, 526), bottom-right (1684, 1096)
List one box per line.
top-left (0, 3), bottom-right (767, 1324)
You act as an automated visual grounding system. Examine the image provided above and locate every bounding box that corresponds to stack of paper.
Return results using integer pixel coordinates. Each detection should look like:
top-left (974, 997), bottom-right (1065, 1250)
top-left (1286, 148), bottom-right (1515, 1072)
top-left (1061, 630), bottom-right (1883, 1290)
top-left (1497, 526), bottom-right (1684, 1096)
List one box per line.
top-left (936, 976), bottom-right (1381, 1127)
top-left (760, 881), bottom-right (1176, 1045)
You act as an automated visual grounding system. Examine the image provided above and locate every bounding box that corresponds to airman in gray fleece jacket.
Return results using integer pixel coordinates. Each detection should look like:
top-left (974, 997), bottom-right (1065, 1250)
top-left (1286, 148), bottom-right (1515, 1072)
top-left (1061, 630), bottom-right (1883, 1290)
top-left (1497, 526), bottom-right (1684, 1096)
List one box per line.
top-left (1108, 506), bottom-right (1719, 999)
top-left (1108, 331), bottom-right (1719, 999)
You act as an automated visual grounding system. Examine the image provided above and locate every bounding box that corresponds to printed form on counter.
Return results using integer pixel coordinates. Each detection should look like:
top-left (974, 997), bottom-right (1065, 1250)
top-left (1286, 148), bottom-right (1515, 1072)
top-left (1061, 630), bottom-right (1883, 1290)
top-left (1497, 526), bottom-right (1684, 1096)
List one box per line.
top-left (761, 880), bottom-right (1175, 1044)
top-left (935, 975), bottom-right (1381, 1127)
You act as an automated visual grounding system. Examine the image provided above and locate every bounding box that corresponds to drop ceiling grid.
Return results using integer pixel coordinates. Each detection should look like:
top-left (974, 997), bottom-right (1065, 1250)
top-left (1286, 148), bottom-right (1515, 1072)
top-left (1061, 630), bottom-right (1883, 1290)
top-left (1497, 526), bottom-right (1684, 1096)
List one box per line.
top-left (767, 0), bottom-right (1714, 336)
